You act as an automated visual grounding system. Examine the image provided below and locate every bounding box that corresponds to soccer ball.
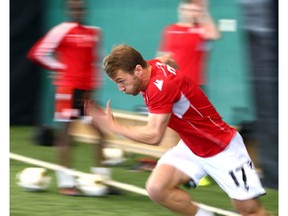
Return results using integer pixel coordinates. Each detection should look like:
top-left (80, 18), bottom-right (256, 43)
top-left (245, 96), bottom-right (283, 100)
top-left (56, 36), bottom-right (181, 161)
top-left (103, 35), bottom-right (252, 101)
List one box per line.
top-left (16, 167), bottom-right (51, 191)
top-left (75, 174), bottom-right (108, 196)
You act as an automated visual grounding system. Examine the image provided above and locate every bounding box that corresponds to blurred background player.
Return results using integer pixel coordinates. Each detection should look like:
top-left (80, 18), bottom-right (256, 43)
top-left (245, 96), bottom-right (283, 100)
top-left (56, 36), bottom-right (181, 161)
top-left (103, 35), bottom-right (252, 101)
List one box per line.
top-left (27, 0), bottom-right (112, 196)
top-left (157, 0), bottom-right (220, 91)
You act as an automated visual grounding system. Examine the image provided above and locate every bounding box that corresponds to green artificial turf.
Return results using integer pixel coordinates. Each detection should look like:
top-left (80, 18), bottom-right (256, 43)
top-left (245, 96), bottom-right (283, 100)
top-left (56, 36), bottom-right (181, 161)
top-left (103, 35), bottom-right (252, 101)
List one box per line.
top-left (10, 126), bottom-right (278, 215)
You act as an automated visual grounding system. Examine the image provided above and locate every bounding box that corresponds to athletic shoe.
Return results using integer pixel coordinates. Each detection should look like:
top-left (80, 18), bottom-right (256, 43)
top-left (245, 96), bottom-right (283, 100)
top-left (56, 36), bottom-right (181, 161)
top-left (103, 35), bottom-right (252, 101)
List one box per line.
top-left (198, 176), bottom-right (212, 186)
top-left (58, 187), bottom-right (82, 196)
top-left (107, 186), bottom-right (123, 195)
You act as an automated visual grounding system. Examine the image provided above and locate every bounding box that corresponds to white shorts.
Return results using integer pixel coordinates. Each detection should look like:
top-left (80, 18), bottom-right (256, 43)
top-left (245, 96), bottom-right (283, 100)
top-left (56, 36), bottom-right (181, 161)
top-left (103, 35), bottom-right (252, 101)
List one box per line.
top-left (157, 132), bottom-right (266, 200)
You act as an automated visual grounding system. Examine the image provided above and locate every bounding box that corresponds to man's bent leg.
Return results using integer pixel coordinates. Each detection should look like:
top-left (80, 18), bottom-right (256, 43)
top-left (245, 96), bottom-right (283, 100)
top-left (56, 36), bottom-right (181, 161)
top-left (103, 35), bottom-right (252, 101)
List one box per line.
top-left (232, 198), bottom-right (268, 216)
top-left (146, 164), bottom-right (199, 215)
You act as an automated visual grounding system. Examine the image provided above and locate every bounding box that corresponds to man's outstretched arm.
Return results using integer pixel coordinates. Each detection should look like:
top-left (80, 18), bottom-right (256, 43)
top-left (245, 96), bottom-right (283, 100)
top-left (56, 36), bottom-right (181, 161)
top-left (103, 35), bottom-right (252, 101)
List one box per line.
top-left (85, 100), bottom-right (171, 146)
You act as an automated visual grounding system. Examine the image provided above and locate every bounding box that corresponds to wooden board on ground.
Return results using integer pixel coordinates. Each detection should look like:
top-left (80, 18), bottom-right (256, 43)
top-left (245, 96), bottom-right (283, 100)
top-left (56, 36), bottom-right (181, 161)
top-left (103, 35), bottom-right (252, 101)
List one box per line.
top-left (69, 110), bottom-right (180, 158)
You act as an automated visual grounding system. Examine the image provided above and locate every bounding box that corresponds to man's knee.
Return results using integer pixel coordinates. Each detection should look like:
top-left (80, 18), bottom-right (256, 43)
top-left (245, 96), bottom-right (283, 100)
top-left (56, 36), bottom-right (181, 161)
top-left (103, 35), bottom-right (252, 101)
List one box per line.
top-left (145, 179), bottom-right (167, 203)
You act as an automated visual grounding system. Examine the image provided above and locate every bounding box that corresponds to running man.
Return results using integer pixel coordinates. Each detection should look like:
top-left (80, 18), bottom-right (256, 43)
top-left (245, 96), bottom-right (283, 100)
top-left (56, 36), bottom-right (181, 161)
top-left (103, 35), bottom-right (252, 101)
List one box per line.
top-left (85, 44), bottom-right (268, 215)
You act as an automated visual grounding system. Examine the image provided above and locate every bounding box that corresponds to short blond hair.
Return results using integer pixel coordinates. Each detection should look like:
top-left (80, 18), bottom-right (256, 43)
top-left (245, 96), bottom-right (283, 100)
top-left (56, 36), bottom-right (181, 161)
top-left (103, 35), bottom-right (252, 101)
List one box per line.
top-left (103, 44), bottom-right (148, 79)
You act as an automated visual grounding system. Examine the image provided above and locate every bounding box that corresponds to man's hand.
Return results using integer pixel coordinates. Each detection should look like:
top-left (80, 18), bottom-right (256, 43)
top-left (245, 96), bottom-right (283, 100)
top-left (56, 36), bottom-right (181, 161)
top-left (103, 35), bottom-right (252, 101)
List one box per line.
top-left (155, 54), bottom-right (179, 69)
top-left (84, 100), bottom-right (116, 134)
top-left (193, 0), bottom-right (208, 8)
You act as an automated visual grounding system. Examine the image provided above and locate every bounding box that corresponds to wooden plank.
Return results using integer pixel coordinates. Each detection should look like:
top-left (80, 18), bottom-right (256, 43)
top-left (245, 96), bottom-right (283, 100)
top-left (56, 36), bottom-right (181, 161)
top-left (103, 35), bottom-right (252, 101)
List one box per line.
top-left (69, 110), bottom-right (180, 158)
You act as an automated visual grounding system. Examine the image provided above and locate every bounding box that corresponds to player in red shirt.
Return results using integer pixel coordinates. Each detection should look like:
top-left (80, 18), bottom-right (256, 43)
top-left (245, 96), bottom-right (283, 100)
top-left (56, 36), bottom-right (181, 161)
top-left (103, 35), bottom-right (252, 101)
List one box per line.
top-left (28, 0), bottom-right (109, 196)
top-left (86, 44), bottom-right (268, 215)
top-left (157, 0), bottom-right (220, 89)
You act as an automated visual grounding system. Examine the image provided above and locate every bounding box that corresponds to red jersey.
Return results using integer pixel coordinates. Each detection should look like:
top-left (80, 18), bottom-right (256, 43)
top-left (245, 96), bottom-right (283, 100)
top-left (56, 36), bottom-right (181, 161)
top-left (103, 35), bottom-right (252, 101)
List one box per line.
top-left (158, 24), bottom-right (207, 85)
top-left (28, 22), bottom-right (102, 90)
top-left (142, 60), bottom-right (236, 157)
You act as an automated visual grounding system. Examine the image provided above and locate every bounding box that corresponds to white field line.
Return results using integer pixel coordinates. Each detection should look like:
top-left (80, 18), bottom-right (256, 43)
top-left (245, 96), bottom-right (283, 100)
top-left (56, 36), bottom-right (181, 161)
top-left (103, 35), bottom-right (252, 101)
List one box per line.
top-left (10, 152), bottom-right (240, 216)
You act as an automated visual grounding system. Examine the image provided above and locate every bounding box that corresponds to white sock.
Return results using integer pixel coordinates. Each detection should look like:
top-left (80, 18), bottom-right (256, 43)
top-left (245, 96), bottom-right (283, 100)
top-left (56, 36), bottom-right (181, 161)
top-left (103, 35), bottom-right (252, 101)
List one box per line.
top-left (101, 157), bottom-right (127, 165)
top-left (195, 207), bottom-right (215, 216)
top-left (90, 167), bottom-right (111, 180)
top-left (55, 170), bottom-right (76, 188)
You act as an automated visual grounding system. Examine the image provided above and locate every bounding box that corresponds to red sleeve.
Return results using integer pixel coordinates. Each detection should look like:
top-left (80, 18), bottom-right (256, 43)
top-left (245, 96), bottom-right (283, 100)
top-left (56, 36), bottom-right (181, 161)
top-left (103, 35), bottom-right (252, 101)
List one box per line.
top-left (27, 22), bottom-right (76, 72)
top-left (146, 61), bottom-right (180, 114)
top-left (27, 37), bottom-right (58, 71)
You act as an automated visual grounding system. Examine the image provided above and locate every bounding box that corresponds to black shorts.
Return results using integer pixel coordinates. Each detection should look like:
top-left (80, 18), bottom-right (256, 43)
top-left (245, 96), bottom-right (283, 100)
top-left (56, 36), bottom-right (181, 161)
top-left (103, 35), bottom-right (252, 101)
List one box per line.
top-left (54, 86), bottom-right (93, 121)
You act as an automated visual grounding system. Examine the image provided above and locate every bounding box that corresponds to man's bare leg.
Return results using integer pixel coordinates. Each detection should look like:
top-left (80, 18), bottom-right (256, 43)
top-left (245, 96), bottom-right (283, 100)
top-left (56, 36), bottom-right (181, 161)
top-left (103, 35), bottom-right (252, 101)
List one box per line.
top-left (146, 164), bottom-right (199, 215)
top-left (232, 198), bottom-right (269, 216)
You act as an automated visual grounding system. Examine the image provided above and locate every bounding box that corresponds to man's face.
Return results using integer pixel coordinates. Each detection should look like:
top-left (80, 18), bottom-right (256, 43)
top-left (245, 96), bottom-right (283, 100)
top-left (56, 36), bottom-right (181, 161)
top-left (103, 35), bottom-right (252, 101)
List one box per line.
top-left (112, 70), bottom-right (142, 96)
top-left (67, 0), bottom-right (86, 22)
top-left (178, 3), bottom-right (203, 24)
